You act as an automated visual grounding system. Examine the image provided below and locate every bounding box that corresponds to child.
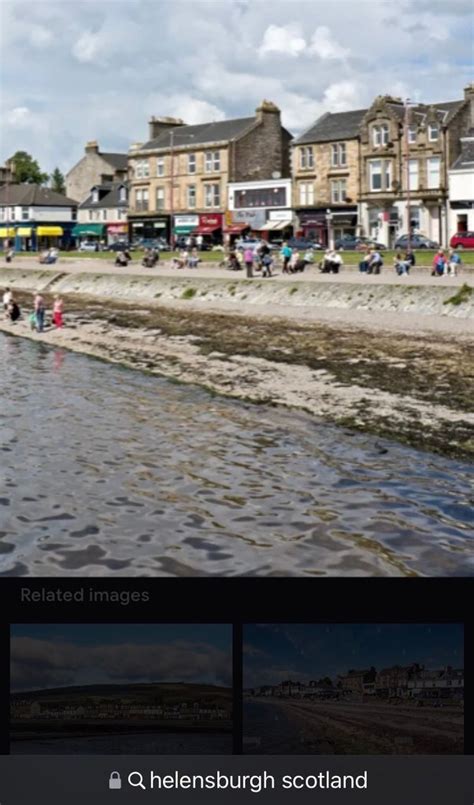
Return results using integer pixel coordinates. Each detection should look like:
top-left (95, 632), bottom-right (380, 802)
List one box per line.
top-left (52, 295), bottom-right (64, 328)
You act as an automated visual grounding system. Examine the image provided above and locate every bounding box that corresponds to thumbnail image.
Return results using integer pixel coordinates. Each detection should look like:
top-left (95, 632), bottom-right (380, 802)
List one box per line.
top-left (10, 624), bottom-right (232, 754)
top-left (243, 624), bottom-right (464, 755)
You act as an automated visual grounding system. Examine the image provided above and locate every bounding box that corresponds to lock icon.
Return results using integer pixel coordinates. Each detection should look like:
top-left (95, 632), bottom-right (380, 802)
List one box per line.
top-left (109, 771), bottom-right (122, 790)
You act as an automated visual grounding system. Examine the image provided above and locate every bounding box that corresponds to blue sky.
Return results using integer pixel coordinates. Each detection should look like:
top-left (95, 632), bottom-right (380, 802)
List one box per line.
top-left (1, 0), bottom-right (473, 176)
top-left (244, 624), bottom-right (464, 687)
top-left (10, 624), bottom-right (232, 691)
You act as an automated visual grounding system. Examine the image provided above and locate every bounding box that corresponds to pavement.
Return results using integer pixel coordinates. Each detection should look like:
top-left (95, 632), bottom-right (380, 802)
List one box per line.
top-left (2, 256), bottom-right (472, 287)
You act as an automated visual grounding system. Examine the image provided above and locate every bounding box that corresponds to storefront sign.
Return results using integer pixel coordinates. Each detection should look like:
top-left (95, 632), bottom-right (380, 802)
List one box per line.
top-left (107, 224), bottom-right (128, 234)
top-left (232, 209), bottom-right (267, 229)
top-left (298, 211), bottom-right (326, 226)
top-left (269, 209), bottom-right (293, 221)
top-left (174, 215), bottom-right (199, 228)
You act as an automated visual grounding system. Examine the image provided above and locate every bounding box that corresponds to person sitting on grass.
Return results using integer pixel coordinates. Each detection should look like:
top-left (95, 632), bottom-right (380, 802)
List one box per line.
top-left (115, 250), bottom-right (130, 267)
top-left (173, 249), bottom-right (187, 269)
top-left (394, 252), bottom-right (410, 276)
top-left (188, 247), bottom-right (200, 268)
top-left (431, 249), bottom-right (447, 277)
top-left (448, 249), bottom-right (462, 277)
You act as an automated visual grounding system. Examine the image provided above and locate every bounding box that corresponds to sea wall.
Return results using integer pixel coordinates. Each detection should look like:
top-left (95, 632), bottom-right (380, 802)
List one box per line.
top-left (0, 268), bottom-right (473, 319)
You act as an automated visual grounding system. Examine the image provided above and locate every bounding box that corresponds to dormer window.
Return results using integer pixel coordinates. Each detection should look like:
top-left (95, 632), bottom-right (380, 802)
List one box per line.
top-left (408, 126), bottom-right (417, 144)
top-left (119, 186), bottom-right (127, 203)
top-left (92, 189), bottom-right (99, 204)
top-left (428, 123), bottom-right (439, 142)
top-left (372, 124), bottom-right (389, 147)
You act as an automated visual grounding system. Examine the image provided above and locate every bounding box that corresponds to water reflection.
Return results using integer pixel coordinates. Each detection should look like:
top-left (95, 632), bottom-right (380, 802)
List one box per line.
top-left (0, 332), bottom-right (473, 577)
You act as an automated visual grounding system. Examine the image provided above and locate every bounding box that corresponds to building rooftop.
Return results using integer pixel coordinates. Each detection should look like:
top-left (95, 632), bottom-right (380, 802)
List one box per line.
top-left (294, 109), bottom-right (368, 144)
top-left (80, 181), bottom-right (128, 209)
top-left (451, 136), bottom-right (474, 169)
top-left (100, 153), bottom-right (128, 170)
top-left (140, 116), bottom-right (257, 151)
top-left (0, 184), bottom-right (77, 206)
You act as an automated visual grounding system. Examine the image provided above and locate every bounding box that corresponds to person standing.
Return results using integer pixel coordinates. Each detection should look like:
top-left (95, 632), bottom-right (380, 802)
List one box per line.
top-left (280, 241), bottom-right (292, 273)
top-left (3, 287), bottom-right (12, 311)
top-left (196, 234), bottom-right (203, 251)
top-left (52, 295), bottom-right (64, 328)
top-left (243, 246), bottom-right (254, 278)
top-left (34, 292), bottom-right (45, 333)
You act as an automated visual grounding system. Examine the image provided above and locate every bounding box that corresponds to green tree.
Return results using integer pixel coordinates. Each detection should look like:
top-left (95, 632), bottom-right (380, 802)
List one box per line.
top-left (50, 167), bottom-right (66, 194)
top-left (10, 150), bottom-right (49, 185)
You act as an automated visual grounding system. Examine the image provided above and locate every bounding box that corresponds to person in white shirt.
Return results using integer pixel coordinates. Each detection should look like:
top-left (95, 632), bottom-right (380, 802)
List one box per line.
top-left (3, 287), bottom-right (12, 310)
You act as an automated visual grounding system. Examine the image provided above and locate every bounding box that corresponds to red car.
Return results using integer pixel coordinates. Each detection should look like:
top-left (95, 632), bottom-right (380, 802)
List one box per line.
top-left (450, 231), bottom-right (474, 249)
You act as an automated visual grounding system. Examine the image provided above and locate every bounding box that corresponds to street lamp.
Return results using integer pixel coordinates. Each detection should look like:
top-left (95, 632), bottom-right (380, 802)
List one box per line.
top-left (404, 98), bottom-right (417, 255)
top-left (326, 208), bottom-right (333, 249)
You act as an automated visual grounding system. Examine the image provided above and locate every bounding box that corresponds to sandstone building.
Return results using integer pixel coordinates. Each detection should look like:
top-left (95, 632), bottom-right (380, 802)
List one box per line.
top-left (66, 141), bottom-right (128, 203)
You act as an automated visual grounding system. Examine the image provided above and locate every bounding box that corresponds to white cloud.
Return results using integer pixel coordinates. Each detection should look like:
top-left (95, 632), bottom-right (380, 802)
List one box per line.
top-left (258, 23), bottom-right (306, 58)
top-left (322, 80), bottom-right (363, 111)
top-left (308, 26), bottom-right (350, 60)
top-left (72, 30), bottom-right (103, 64)
top-left (29, 24), bottom-right (53, 48)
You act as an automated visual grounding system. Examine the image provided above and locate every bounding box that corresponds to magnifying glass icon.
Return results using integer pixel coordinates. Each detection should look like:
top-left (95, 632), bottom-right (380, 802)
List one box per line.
top-left (128, 772), bottom-right (146, 790)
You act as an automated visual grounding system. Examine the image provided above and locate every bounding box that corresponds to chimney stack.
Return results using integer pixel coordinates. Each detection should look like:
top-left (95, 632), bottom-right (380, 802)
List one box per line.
top-left (463, 83), bottom-right (474, 129)
top-left (85, 141), bottom-right (99, 155)
top-left (148, 116), bottom-right (185, 140)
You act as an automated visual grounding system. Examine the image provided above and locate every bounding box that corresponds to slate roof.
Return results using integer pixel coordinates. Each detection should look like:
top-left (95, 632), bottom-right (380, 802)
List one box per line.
top-left (141, 116), bottom-right (257, 150)
top-left (100, 153), bottom-right (128, 170)
top-left (451, 136), bottom-right (474, 169)
top-left (0, 184), bottom-right (77, 206)
top-left (294, 109), bottom-right (368, 144)
top-left (80, 181), bottom-right (128, 209)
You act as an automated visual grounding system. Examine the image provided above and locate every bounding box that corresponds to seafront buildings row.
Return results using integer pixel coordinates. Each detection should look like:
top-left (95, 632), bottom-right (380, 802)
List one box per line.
top-left (246, 664), bottom-right (464, 701)
top-left (1, 84), bottom-right (473, 251)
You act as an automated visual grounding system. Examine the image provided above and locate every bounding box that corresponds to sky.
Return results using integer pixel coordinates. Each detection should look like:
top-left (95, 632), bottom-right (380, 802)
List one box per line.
top-left (243, 624), bottom-right (464, 687)
top-left (10, 623), bottom-right (232, 691)
top-left (0, 0), bottom-right (473, 176)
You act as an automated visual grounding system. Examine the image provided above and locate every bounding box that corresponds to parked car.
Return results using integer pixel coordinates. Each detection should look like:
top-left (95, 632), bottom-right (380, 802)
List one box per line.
top-left (174, 236), bottom-right (211, 251)
top-left (107, 240), bottom-right (132, 252)
top-left (335, 235), bottom-right (386, 251)
top-left (235, 238), bottom-right (279, 251)
top-left (78, 240), bottom-right (103, 252)
top-left (134, 238), bottom-right (169, 251)
top-left (449, 231), bottom-right (474, 249)
top-left (394, 234), bottom-right (439, 249)
top-left (287, 237), bottom-right (323, 251)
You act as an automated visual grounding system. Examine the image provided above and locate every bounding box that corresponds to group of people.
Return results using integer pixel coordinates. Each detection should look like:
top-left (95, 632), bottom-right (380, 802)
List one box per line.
top-left (280, 243), bottom-right (315, 274)
top-left (114, 249), bottom-right (132, 267)
top-left (431, 249), bottom-right (462, 277)
top-left (358, 248), bottom-right (385, 274)
top-left (2, 287), bottom-right (64, 332)
top-left (319, 249), bottom-right (343, 274)
top-left (38, 247), bottom-right (59, 265)
top-left (142, 247), bottom-right (159, 268)
top-left (173, 248), bottom-right (201, 269)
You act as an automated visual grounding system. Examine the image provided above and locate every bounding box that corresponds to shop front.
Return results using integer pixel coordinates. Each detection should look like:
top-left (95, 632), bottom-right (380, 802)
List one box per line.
top-left (297, 208), bottom-right (357, 246)
top-left (2, 224), bottom-right (73, 252)
top-left (193, 213), bottom-right (223, 245)
top-left (71, 223), bottom-right (106, 248)
top-left (128, 216), bottom-right (170, 244)
top-left (173, 214), bottom-right (199, 243)
top-left (107, 223), bottom-right (129, 245)
top-left (265, 209), bottom-right (293, 243)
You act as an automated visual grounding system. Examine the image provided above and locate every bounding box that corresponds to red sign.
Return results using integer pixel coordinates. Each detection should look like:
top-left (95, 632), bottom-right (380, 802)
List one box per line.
top-left (194, 213), bottom-right (223, 234)
top-left (108, 224), bottom-right (128, 234)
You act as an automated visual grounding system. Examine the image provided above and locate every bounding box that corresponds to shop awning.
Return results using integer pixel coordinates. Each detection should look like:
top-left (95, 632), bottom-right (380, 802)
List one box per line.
top-left (17, 227), bottom-right (32, 237)
top-left (224, 223), bottom-right (247, 234)
top-left (266, 219), bottom-right (292, 231)
top-left (174, 225), bottom-right (196, 235)
top-left (0, 227), bottom-right (15, 237)
top-left (37, 226), bottom-right (64, 236)
top-left (194, 224), bottom-right (221, 235)
top-left (71, 224), bottom-right (104, 237)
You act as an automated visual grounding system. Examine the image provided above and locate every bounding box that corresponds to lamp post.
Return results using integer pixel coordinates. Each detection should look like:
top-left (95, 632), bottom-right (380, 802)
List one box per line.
top-left (169, 129), bottom-right (175, 250)
top-left (404, 98), bottom-right (416, 255)
top-left (326, 208), bottom-right (334, 249)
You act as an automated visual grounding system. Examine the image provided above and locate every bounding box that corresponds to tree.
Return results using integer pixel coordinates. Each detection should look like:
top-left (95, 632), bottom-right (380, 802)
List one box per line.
top-left (9, 150), bottom-right (49, 185)
top-left (50, 167), bottom-right (66, 194)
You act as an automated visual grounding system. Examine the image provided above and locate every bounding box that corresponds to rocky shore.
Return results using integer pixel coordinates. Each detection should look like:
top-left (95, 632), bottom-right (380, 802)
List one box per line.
top-left (1, 275), bottom-right (473, 460)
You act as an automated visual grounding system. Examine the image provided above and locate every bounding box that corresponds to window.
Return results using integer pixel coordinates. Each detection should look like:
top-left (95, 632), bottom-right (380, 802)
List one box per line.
top-left (368, 159), bottom-right (392, 191)
top-left (188, 154), bottom-right (196, 174)
top-left (428, 123), bottom-right (439, 142)
top-left (331, 143), bottom-right (347, 167)
top-left (204, 183), bottom-right (220, 208)
top-left (409, 206), bottom-right (420, 230)
top-left (102, 209), bottom-right (107, 221)
top-left (135, 160), bottom-right (150, 178)
top-left (331, 179), bottom-right (347, 203)
top-left (427, 156), bottom-right (440, 188)
top-left (135, 188), bottom-right (149, 211)
top-left (156, 187), bottom-right (165, 210)
top-left (372, 124), bottom-right (389, 147)
top-left (187, 184), bottom-right (196, 208)
top-left (0, 208), bottom-right (4, 221)
top-left (408, 126), bottom-right (417, 144)
top-left (118, 209), bottom-right (126, 220)
top-left (10, 207), bottom-right (16, 221)
top-left (408, 159), bottom-right (419, 190)
top-left (234, 186), bottom-right (287, 208)
top-left (21, 206), bottom-right (29, 221)
top-left (88, 210), bottom-right (93, 221)
top-left (299, 146), bottom-right (314, 169)
top-left (299, 182), bottom-right (314, 205)
top-left (92, 189), bottom-right (99, 204)
top-left (205, 151), bottom-right (220, 172)
top-left (119, 186), bottom-right (127, 203)
top-left (157, 158), bottom-right (165, 177)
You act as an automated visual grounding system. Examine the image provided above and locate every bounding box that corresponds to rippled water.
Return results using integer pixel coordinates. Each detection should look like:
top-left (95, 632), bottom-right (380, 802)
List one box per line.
top-left (0, 332), bottom-right (472, 577)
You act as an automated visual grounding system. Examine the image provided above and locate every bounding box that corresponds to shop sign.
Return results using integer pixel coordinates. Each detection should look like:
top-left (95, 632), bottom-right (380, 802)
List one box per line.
top-left (232, 209), bottom-right (267, 228)
top-left (199, 214), bottom-right (223, 227)
top-left (174, 215), bottom-right (199, 227)
top-left (108, 224), bottom-right (128, 234)
top-left (269, 209), bottom-right (292, 221)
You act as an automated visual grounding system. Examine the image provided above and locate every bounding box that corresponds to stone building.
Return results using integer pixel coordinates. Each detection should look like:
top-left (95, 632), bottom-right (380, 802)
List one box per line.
top-left (448, 130), bottom-right (474, 236)
top-left (127, 101), bottom-right (292, 244)
top-left (66, 141), bottom-right (128, 203)
top-left (75, 181), bottom-right (129, 245)
top-left (292, 109), bottom-right (366, 245)
top-left (0, 159), bottom-right (14, 186)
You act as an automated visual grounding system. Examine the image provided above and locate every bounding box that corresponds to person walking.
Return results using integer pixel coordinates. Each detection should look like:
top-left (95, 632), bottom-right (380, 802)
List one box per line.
top-left (280, 241), bottom-right (292, 274)
top-left (33, 292), bottom-right (45, 333)
top-left (52, 295), bottom-right (64, 328)
top-left (243, 246), bottom-right (254, 278)
top-left (5, 247), bottom-right (14, 264)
